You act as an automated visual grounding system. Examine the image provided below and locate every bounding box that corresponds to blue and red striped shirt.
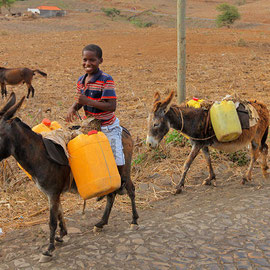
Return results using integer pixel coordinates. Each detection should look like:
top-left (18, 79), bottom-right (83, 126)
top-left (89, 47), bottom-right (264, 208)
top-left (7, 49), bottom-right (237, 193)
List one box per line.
top-left (76, 69), bottom-right (116, 126)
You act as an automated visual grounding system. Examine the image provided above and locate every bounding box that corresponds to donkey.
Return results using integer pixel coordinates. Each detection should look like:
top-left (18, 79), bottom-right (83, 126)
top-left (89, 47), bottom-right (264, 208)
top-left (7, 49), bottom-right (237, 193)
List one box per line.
top-left (0, 67), bottom-right (47, 99)
top-left (146, 91), bottom-right (269, 194)
top-left (0, 92), bottom-right (138, 259)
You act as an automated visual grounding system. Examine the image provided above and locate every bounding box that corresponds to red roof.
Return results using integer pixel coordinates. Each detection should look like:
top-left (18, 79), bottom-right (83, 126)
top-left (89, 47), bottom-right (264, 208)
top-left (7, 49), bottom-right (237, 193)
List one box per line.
top-left (37, 6), bottom-right (61, 10)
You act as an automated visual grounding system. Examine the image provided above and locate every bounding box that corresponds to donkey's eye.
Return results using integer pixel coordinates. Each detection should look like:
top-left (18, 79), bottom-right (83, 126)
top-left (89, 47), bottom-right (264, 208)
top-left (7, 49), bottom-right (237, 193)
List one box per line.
top-left (153, 123), bottom-right (160, 128)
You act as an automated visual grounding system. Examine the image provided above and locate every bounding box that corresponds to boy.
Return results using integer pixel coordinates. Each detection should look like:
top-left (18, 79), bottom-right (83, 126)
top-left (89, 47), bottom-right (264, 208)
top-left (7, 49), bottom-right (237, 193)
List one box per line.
top-left (66, 44), bottom-right (125, 190)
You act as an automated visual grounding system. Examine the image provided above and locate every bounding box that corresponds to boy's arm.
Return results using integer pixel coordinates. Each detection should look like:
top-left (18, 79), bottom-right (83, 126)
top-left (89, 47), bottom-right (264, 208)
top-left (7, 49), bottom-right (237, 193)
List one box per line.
top-left (76, 93), bottom-right (116, 112)
top-left (66, 102), bottom-right (83, 122)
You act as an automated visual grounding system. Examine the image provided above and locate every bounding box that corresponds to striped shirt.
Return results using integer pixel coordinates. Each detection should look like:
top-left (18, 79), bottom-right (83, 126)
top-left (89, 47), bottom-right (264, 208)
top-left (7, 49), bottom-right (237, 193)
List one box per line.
top-left (77, 69), bottom-right (116, 126)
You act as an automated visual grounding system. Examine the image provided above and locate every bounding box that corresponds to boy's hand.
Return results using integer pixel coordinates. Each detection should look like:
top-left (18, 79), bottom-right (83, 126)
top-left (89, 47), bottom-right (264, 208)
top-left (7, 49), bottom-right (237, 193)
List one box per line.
top-left (76, 93), bottom-right (90, 106)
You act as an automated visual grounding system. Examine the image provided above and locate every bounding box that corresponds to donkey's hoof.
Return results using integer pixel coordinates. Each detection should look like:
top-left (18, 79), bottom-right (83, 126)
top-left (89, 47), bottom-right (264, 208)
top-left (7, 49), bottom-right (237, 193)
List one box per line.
top-left (130, 224), bottom-right (139, 231)
top-left (202, 180), bottom-right (211, 186)
top-left (175, 188), bottom-right (182, 195)
top-left (39, 254), bottom-right (53, 263)
top-left (93, 226), bottom-right (103, 233)
top-left (241, 178), bottom-right (247, 185)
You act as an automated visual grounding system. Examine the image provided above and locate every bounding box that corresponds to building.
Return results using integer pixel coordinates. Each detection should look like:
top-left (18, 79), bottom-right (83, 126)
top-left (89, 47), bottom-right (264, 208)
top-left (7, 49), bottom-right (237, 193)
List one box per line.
top-left (28, 6), bottom-right (66, 18)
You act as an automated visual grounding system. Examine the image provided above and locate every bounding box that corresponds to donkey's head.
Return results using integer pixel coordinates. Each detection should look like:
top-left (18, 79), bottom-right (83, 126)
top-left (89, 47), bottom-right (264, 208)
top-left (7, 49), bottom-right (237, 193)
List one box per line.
top-left (0, 92), bottom-right (25, 160)
top-left (146, 91), bottom-right (174, 148)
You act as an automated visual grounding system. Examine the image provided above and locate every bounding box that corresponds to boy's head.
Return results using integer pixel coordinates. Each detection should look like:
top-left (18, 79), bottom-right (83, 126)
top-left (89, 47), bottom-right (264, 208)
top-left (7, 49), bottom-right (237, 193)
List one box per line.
top-left (82, 44), bottom-right (103, 75)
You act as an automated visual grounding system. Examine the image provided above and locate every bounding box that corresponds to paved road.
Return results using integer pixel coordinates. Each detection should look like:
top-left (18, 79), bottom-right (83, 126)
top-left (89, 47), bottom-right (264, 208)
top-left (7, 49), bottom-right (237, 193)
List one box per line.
top-left (1, 180), bottom-right (270, 270)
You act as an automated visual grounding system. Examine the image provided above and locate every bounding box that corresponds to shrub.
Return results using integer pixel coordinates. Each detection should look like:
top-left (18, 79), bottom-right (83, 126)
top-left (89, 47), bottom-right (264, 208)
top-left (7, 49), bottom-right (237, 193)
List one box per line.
top-left (165, 130), bottom-right (187, 146)
top-left (130, 18), bottom-right (153, 28)
top-left (101, 8), bottom-right (120, 20)
top-left (216, 3), bottom-right (240, 28)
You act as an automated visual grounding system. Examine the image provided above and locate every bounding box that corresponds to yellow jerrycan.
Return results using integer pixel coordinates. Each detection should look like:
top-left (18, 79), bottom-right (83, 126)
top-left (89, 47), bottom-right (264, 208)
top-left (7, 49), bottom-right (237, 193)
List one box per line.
top-left (187, 97), bottom-right (204, 108)
top-left (210, 100), bottom-right (242, 142)
top-left (67, 130), bottom-right (121, 200)
top-left (19, 119), bottom-right (62, 178)
top-left (32, 118), bottom-right (52, 133)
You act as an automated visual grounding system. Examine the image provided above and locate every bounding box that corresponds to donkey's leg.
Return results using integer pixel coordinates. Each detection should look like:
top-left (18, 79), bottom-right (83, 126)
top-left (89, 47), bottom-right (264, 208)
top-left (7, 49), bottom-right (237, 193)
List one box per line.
top-left (202, 146), bottom-right (216, 185)
top-left (260, 142), bottom-right (269, 178)
top-left (1, 83), bottom-right (6, 98)
top-left (26, 83), bottom-right (32, 98)
top-left (125, 179), bottom-right (139, 226)
top-left (242, 140), bottom-right (260, 184)
top-left (55, 202), bottom-right (67, 243)
top-left (31, 85), bottom-right (35, 97)
top-left (43, 195), bottom-right (60, 257)
top-left (94, 193), bottom-right (116, 231)
top-left (175, 142), bottom-right (202, 194)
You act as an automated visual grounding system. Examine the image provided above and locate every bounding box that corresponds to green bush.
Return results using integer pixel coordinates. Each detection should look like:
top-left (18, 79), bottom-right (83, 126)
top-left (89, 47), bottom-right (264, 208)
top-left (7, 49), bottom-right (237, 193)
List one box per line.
top-left (101, 8), bottom-right (120, 20)
top-left (226, 150), bottom-right (249, 166)
top-left (216, 3), bottom-right (240, 28)
top-left (130, 18), bottom-right (153, 28)
top-left (165, 130), bottom-right (187, 146)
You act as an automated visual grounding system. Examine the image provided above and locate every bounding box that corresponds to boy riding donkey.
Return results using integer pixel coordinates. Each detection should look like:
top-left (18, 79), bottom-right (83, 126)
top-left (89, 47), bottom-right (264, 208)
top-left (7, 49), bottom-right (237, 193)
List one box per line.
top-left (66, 44), bottom-right (126, 194)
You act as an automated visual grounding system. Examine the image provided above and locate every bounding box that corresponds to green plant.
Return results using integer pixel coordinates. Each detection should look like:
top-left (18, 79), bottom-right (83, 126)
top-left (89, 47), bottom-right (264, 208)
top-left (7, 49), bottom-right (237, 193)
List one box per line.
top-left (132, 153), bottom-right (147, 165)
top-left (237, 38), bottom-right (247, 47)
top-left (216, 3), bottom-right (240, 28)
top-left (226, 150), bottom-right (249, 166)
top-left (165, 130), bottom-right (187, 146)
top-left (101, 8), bottom-right (120, 20)
top-left (130, 18), bottom-right (153, 28)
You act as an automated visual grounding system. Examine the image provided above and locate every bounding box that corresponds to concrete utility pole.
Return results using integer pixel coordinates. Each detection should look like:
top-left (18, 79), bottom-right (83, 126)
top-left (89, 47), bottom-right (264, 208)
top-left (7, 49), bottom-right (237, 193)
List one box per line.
top-left (177, 0), bottom-right (186, 104)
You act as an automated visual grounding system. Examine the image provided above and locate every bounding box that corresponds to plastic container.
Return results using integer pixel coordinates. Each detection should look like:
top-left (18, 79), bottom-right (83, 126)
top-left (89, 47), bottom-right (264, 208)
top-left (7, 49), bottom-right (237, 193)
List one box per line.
top-left (187, 98), bottom-right (204, 108)
top-left (50, 121), bottom-right (62, 130)
top-left (19, 119), bottom-right (62, 178)
top-left (67, 131), bottom-right (121, 200)
top-left (32, 118), bottom-right (51, 133)
top-left (210, 100), bottom-right (242, 142)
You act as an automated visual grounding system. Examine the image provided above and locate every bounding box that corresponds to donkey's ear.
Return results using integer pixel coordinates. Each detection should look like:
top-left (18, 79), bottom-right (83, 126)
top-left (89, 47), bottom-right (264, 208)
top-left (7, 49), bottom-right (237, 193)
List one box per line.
top-left (0, 92), bottom-right (16, 117)
top-left (160, 91), bottom-right (175, 113)
top-left (3, 96), bottom-right (25, 120)
top-left (154, 92), bottom-right (161, 103)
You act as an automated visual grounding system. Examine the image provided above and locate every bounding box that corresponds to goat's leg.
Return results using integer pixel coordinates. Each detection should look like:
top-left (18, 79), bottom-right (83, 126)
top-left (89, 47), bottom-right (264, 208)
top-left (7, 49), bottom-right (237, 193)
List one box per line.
top-left (175, 143), bottom-right (202, 194)
top-left (202, 146), bottom-right (216, 185)
top-left (125, 179), bottom-right (139, 227)
top-left (242, 140), bottom-right (260, 184)
top-left (94, 193), bottom-right (116, 231)
top-left (43, 195), bottom-right (59, 257)
top-left (55, 202), bottom-right (67, 243)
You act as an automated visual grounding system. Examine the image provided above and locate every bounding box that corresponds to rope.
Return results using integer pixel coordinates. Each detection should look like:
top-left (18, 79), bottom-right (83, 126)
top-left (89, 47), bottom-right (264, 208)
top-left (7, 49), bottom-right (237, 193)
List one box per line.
top-left (178, 108), bottom-right (216, 141)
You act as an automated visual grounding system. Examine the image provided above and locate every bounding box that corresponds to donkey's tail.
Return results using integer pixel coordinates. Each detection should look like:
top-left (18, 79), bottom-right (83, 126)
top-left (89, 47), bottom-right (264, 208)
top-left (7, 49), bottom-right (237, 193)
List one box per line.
top-left (33, 69), bottom-right (47, 77)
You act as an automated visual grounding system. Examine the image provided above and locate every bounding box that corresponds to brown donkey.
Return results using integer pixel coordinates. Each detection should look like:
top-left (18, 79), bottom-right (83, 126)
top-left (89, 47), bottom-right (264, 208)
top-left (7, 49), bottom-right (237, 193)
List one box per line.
top-left (146, 91), bottom-right (269, 194)
top-left (0, 67), bottom-right (47, 98)
top-left (0, 93), bottom-right (138, 260)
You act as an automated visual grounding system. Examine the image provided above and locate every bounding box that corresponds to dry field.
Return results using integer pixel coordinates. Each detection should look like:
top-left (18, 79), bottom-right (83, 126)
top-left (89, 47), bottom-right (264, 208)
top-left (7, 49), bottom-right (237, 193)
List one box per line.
top-left (0, 0), bottom-right (270, 235)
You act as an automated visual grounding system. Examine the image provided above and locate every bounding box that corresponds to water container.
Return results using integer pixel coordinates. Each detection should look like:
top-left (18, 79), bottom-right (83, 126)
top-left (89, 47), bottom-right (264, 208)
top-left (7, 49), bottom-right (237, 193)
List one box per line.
top-left (19, 119), bottom-right (61, 178)
top-left (187, 98), bottom-right (204, 108)
top-left (50, 121), bottom-right (62, 130)
top-left (67, 131), bottom-right (121, 200)
top-left (210, 100), bottom-right (242, 142)
top-left (32, 118), bottom-right (51, 133)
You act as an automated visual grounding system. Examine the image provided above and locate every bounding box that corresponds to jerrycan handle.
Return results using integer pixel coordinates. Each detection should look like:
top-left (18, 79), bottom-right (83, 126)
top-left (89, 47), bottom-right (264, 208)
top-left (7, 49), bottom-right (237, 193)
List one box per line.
top-left (88, 130), bottom-right (98, 136)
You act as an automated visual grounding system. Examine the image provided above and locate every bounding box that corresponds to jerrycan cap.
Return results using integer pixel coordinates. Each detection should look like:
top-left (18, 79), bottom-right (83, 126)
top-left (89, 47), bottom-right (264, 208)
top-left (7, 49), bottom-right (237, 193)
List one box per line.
top-left (88, 130), bottom-right (98, 136)
top-left (193, 97), bottom-right (199, 101)
top-left (42, 118), bottom-right (51, 127)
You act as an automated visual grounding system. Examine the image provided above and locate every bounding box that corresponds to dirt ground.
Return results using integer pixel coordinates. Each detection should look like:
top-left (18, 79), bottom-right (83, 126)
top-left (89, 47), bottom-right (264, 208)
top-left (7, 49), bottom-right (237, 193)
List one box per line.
top-left (0, 0), bottom-right (270, 237)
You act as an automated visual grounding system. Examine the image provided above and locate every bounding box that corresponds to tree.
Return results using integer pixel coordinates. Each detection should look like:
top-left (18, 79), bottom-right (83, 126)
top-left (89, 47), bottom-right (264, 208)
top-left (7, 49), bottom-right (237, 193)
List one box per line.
top-left (0, 0), bottom-right (17, 14)
top-left (216, 3), bottom-right (240, 28)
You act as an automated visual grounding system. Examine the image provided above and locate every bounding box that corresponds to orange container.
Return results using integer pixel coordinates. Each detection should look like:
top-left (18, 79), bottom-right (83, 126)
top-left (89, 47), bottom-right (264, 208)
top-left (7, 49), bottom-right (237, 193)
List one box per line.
top-left (67, 131), bottom-right (121, 200)
top-left (19, 119), bottom-right (62, 178)
top-left (32, 118), bottom-right (51, 133)
top-left (50, 121), bottom-right (62, 130)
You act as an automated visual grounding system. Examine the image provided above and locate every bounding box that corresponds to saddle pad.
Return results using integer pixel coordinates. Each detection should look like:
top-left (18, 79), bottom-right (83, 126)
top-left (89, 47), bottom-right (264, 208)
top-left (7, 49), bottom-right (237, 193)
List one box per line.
top-left (237, 103), bottom-right (249, 129)
top-left (43, 138), bottom-right (69, 166)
